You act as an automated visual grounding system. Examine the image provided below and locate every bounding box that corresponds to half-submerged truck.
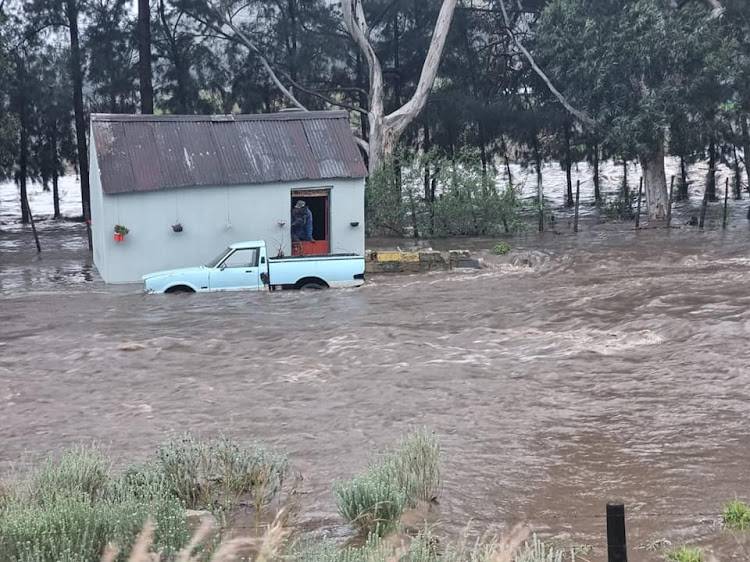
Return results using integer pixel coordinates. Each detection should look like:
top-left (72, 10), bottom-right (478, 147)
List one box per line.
top-left (142, 241), bottom-right (365, 294)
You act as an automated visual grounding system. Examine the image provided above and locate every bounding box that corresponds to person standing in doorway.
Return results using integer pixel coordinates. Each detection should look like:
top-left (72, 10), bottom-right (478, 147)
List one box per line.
top-left (292, 200), bottom-right (314, 242)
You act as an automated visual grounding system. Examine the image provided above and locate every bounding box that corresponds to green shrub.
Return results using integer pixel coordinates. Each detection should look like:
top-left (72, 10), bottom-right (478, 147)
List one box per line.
top-left (723, 498), bottom-right (750, 530)
top-left (334, 460), bottom-right (407, 537)
top-left (106, 460), bottom-right (170, 502)
top-left (492, 243), bottom-right (512, 255)
top-left (665, 546), bottom-right (703, 562)
top-left (31, 446), bottom-right (109, 505)
top-left (155, 432), bottom-right (289, 512)
top-left (0, 492), bottom-right (189, 562)
top-left (335, 429), bottom-right (441, 536)
top-left (387, 428), bottom-right (442, 505)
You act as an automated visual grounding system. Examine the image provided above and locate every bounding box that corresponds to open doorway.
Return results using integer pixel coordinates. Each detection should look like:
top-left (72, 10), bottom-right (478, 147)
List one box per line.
top-left (291, 189), bottom-right (329, 255)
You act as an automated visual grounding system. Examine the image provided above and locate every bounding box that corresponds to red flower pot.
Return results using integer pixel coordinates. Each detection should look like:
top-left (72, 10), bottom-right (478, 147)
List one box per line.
top-left (113, 233), bottom-right (125, 242)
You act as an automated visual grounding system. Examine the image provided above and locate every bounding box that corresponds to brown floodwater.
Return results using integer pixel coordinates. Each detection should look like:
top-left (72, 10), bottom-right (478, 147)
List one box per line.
top-left (1, 200), bottom-right (750, 560)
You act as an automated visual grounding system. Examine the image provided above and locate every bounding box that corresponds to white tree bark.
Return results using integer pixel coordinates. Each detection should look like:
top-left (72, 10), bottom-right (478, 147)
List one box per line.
top-left (342, 0), bottom-right (458, 173)
top-left (641, 139), bottom-right (670, 224)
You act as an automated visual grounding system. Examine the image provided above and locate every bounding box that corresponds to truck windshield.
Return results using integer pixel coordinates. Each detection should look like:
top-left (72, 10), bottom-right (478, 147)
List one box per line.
top-left (205, 248), bottom-right (231, 268)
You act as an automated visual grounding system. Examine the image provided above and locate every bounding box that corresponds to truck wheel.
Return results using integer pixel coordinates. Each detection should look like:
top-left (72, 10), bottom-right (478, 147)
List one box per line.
top-left (165, 285), bottom-right (195, 294)
top-left (299, 282), bottom-right (324, 290)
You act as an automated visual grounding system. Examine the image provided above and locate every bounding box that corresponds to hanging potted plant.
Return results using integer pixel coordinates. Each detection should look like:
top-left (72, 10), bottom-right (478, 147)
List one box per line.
top-left (113, 224), bottom-right (129, 242)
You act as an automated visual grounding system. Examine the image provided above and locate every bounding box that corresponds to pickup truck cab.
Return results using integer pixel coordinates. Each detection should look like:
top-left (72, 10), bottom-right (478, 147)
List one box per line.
top-left (142, 241), bottom-right (365, 294)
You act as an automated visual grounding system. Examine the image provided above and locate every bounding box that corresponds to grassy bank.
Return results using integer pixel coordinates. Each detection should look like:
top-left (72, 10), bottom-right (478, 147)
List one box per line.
top-left (1, 430), bottom-right (745, 561)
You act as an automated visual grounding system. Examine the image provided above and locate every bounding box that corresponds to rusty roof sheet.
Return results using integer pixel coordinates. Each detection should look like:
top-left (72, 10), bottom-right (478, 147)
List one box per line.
top-left (91, 111), bottom-right (367, 195)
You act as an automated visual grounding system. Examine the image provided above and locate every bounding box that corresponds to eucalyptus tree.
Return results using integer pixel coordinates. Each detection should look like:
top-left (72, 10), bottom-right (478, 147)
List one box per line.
top-left (533, 0), bottom-right (726, 224)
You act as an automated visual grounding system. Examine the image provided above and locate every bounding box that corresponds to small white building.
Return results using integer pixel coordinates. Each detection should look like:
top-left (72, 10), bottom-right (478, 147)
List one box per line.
top-left (89, 111), bottom-right (367, 283)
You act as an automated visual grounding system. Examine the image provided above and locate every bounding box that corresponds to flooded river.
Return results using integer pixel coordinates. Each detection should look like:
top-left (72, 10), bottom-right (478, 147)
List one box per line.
top-left (2, 171), bottom-right (750, 559)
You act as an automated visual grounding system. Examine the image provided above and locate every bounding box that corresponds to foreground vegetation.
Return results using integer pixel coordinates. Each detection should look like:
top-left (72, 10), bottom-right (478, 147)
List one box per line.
top-left (0, 430), bottom-right (747, 561)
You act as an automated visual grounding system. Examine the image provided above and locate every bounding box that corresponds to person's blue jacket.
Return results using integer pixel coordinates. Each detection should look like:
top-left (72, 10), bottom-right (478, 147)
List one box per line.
top-left (292, 207), bottom-right (314, 241)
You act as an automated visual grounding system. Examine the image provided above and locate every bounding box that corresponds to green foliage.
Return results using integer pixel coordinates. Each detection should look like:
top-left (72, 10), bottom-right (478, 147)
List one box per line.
top-left (664, 546), bottom-right (703, 562)
top-left (334, 460), bottom-right (408, 537)
top-left (0, 447), bottom-right (188, 562)
top-left (0, 492), bottom-right (188, 562)
top-left (366, 150), bottom-right (524, 239)
top-left (114, 225), bottom-right (130, 235)
top-left (723, 498), bottom-right (750, 530)
top-left (386, 428), bottom-right (442, 505)
top-left (31, 446), bottom-right (109, 504)
top-left (334, 429), bottom-right (441, 537)
top-left (492, 243), bottom-right (511, 255)
top-left (155, 432), bottom-right (289, 512)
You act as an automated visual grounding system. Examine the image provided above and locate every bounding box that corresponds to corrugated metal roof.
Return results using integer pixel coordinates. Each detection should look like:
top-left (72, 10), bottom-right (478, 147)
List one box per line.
top-left (91, 111), bottom-right (367, 195)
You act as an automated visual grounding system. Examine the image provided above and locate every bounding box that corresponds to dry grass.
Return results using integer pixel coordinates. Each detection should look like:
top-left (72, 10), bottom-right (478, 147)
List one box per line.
top-left (103, 511), bottom-right (292, 562)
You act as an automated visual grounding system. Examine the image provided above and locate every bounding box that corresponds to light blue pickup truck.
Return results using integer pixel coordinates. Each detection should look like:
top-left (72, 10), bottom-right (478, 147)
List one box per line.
top-left (142, 241), bottom-right (365, 294)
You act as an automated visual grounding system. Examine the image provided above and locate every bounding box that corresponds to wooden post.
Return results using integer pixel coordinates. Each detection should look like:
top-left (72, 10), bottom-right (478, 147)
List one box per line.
top-left (667, 176), bottom-right (674, 227)
top-left (723, 177), bottom-right (729, 229)
top-left (573, 180), bottom-right (581, 232)
top-left (635, 178), bottom-right (643, 228)
top-left (699, 190), bottom-right (709, 229)
top-left (22, 192), bottom-right (41, 253)
top-left (607, 503), bottom-right (628, 562)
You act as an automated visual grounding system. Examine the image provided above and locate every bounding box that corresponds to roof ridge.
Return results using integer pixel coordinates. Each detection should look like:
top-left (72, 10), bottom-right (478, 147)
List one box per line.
top-left (91, 110), bottom-right (349, 123)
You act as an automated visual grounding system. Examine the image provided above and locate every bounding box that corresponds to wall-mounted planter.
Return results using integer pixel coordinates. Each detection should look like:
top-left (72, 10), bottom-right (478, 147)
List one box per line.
top-left (172, 223), bottom-right (183, 232)
top-left (113, 225), bottom-right (129, 242)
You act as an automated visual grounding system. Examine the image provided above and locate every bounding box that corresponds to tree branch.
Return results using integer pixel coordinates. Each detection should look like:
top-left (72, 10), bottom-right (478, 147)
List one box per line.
top-left (219, 11), bottom-right (308, 111)
top-left (278, 71), bottom-right (369, 115)
top-left (341, 0), bottom-right (383, 118)
top-left (498, 0), bottom-right (598, 129)
top-left (385, 0), bottom-right (459, 133)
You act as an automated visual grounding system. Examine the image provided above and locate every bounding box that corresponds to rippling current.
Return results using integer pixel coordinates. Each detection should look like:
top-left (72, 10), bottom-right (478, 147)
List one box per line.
top-left (2, 188), bottom-right (750, 559)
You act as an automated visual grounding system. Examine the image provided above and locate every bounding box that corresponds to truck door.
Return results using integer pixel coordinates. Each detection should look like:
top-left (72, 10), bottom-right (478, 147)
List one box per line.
top-left (209, 247), bottom-right (262, 291)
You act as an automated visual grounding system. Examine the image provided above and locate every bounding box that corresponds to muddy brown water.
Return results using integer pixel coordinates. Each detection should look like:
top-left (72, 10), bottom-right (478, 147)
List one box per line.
top-left (2, 207), bottom-right (750, 560)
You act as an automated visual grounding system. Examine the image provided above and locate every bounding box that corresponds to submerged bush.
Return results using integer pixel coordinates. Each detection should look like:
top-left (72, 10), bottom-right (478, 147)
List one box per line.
top-left (492, 243), bottom-right (512, 255)
top-left (155, 432), bottom-right (289, 513)
top-left (387, 428), bottom-right (442, 505)
top-left (722, 498), bottom-right (750, 530)
top-left (335, 429), bottom-right (442, 536)
top-left (334, 460), bottom-right (407, 537)
top-left (665, 546), bottom-right (703, 562)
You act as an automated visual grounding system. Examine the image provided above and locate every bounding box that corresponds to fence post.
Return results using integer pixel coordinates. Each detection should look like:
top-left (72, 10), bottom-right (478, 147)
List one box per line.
top-left (607, 503), bottom-right (628, 562)
top-left (699, 190), bottom-right (709, 229)
top-left (667, 176), bottom-right (674, 227)
top-left (723, 177), bottom-right (729, 229)
top-left (635, 178), bottom-right (643, 228)
top-left (573, 180), bottom-right (581, 232)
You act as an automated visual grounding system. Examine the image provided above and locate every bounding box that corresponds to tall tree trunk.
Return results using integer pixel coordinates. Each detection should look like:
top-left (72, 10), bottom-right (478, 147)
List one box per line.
top-left (641, 140), bottom-right (670, 224)
top-left (678, 155), bottom-right (689, 200)
top-left (564, 123), bottom-right (573, 207)
top-left (341, 0), bottom-right (459, 174)
top-left (17, 57), bottom-right (29, 224)
top-left (137, 0), bottom-right (154, 114)
top-left (622, 160), bottom-right (629, 218)
top-left (592, 142), bottom-right (601, 202)
top-left (741, 115), bottom-right (750, 195)
top-left (66, 0), bottom-right (91, 235)
top-left (733, 144), bottom-right (742, 199)
top-left (533, 133), bottom-right (544, 231)
top-left (423, 118), bottom-right (431, 202)
top-left (52, 119), bottom-right (60, 219)
top-left (501, 133), bottom-right (512, 188)
top-left (707, 136), bottom-right (717, 201)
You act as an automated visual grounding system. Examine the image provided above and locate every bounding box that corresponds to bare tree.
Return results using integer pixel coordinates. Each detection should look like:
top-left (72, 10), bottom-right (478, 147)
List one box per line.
top-left (194, 0), bottom-right (458, 174)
